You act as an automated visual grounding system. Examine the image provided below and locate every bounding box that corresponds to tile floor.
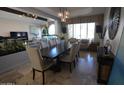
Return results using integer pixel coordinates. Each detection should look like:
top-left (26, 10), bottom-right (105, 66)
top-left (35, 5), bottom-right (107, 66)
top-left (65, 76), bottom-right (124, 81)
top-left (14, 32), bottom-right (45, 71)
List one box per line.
top-left (0, 51), bottom-right (98, 85)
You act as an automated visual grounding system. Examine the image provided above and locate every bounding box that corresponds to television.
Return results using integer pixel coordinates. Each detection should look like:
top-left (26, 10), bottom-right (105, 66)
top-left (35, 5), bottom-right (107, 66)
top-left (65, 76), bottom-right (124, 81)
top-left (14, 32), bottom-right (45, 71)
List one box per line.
top-left (10, 32), bottom-right (28, 40)
top-left (96, 25), bottom-right (103, 33)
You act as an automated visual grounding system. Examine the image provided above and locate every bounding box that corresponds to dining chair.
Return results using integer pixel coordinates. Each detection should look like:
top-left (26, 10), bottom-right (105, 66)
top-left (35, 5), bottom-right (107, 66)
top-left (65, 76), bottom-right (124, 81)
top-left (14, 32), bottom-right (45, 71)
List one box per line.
top-left (53, 38), bottom-right (56, 45)
top-left (78, 41), bottom-right (81, 56)
top-left (26, 47), bottom-right (54, 84)
top-left (59, 44), bottom-right (78, 73)
top-left (40, 40), bottom-right (49, 49)
top-left (28, 40), bottom-right (41, 48)
top-left (55, 38), bottom-right (61, 45)
top-left (75, 42), bottom-right (81, 62)
top-left (68, 38), bottom-right (78, 44)
top-left (49, 39), bottom-right (56, 47)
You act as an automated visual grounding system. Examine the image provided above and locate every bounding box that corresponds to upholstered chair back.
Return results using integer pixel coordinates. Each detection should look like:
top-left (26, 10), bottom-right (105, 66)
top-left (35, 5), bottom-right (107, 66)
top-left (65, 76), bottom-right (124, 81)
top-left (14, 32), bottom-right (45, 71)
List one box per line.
top-left (49, 39), bottom-right (56, 47)
top-left (68, 38), bottom-right (78, 44)
top-left (40, 40), bottom-right (49, 48)
top-left (55, 39), bottom-right (61, 45)
top-left (69, 44), bottom-right (78, 61)
top-left (26, 47), bottom-right (44, 71)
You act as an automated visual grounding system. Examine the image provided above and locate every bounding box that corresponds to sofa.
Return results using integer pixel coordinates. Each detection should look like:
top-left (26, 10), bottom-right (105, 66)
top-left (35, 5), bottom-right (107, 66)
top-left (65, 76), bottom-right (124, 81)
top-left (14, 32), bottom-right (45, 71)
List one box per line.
top-left (80, 39), bottom-right (90, 50)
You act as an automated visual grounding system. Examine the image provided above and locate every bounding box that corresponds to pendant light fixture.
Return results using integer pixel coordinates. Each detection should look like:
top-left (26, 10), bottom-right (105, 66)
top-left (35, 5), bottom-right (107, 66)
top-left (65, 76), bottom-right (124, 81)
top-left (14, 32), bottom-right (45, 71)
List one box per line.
top-left (58, 8), bottom-right (70, 22)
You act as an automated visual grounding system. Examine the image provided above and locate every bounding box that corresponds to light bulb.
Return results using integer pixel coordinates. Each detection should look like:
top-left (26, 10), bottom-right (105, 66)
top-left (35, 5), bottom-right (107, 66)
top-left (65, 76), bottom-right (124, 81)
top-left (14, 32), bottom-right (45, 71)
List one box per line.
top-left (58, 12), bottom-right (62, 17)
top-left (61, 18), bottom-right (66, 22)
top-left (65, 15), bottom-right (69, 18)
top-left (65, 11), bottom-right (70, 16)
top-left (19, 15), bottom-right (22, 17)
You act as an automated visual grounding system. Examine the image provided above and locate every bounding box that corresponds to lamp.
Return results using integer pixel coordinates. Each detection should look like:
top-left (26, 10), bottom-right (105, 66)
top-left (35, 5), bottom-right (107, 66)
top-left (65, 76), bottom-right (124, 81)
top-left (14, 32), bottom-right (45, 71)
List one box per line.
top-left (58, 8), bottom-right (70, 22)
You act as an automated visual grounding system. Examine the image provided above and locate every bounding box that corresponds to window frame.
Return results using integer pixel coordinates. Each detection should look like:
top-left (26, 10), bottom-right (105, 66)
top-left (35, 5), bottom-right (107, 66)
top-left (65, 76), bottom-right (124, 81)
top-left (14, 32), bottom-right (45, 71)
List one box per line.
top-left (67, 22), bottom-right (95, 40)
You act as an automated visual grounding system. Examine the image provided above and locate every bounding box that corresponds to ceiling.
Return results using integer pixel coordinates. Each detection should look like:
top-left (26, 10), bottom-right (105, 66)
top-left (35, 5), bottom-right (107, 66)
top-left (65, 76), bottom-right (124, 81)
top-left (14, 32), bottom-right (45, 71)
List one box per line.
top-left (0, 7), bottom-right (106, 24)
top-left (0, 10), bottom-right (47, 25)
top-left (48, 7), bottom-right (88, 12)
top-left (48, 7), bottom-right (89, 12)
top-left (36, 7), bottom-right (106, 18)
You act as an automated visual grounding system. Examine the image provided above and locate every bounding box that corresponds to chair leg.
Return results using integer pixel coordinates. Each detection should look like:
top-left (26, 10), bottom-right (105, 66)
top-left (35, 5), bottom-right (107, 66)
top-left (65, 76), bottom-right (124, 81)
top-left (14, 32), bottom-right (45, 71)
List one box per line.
top-left (75, 55), bottom-right (78, 61)
top-left (73, 60), bottom-right (76, 68)
top-left (33, 68), bottom-right (35, 80)
top-left (78, 51), bottom-right (80, 57)
top-left (42, 71), bottom-right (45, 85)
top-left (69, 63), bottom-right (72, 73)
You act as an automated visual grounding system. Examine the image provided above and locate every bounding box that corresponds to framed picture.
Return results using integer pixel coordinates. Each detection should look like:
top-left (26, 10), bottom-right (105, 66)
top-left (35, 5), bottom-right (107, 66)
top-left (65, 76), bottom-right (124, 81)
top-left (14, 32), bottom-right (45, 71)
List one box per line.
top-left (109, 7), bottom-right (121, 40)
top-left (101, 25), bottom-right (107, 39)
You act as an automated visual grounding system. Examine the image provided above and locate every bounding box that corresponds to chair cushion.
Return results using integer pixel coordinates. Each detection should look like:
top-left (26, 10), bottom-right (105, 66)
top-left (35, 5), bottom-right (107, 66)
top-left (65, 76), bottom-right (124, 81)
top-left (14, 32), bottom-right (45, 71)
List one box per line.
top-left (80, 39), bottom-right (89, 43)
top-left (41, 60), bottom-right (55, 71)
top-left (59, 54), bottom-right (73, 63)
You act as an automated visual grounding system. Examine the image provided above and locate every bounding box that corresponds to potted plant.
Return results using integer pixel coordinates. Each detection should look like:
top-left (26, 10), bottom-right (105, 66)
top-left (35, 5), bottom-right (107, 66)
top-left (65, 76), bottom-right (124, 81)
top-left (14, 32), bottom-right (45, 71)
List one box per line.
top-left (42, 25), bottom-right (49, 35)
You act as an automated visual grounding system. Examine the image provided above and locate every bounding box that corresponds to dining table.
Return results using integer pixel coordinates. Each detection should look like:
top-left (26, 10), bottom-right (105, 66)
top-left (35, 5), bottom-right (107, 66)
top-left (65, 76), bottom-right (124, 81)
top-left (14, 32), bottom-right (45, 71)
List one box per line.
top-left (41, 42), bottom-right (71, 72)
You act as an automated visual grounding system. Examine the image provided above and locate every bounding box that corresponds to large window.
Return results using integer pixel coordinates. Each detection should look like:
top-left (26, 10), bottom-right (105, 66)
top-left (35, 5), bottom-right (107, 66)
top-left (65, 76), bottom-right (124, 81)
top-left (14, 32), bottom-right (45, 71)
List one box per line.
top-left (68, 22), bottom-right (95, 40)
top-left (48, 24), bottom-right (56, 35)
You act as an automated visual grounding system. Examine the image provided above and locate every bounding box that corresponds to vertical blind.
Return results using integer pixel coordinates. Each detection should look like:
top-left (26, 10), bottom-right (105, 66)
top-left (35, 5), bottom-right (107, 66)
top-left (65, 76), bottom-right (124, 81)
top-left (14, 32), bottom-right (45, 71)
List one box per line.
top-left (68, 22), bottom-right (95, 40)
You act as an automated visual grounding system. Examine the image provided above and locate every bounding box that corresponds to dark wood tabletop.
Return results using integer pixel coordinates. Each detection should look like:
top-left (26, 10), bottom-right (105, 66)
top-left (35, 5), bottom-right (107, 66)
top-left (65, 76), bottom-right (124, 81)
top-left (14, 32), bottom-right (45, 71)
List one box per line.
top-left (97, 47), bottom-right (114, 61)
top-left (41, 43), bottom-right (71, 59)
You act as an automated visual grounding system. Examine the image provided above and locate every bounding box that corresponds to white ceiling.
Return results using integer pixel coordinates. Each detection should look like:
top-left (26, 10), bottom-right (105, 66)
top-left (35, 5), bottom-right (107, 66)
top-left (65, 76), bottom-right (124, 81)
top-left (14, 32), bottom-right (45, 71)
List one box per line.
top-left (0, 10), bottom-right (47, 25)
top-left (0, 7), bottom-right (106, 24)
top-left (36, 7), bottom-right (106, 18)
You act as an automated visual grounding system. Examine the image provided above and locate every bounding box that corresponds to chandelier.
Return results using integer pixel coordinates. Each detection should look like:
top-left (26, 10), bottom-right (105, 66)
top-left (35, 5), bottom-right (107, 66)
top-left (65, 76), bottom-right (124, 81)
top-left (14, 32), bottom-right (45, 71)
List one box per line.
top-left (58, 8), bottom-right (70, 22)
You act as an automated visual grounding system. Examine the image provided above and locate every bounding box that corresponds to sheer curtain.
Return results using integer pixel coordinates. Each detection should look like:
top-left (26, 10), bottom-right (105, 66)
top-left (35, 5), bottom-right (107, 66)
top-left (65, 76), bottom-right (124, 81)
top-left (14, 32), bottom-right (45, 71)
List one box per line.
top-left (68, 22), bottom-right (95, 40)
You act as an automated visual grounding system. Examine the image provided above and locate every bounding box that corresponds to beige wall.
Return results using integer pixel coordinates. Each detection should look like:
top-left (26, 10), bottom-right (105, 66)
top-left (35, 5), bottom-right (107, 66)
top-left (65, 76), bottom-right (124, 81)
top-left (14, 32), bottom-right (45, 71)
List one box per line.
top-left (103, 7), bottom-right (124, 55)
top-left (0, 18), bottom-right (42, 40)
top-left (55, 20), bottom-right (62, 36)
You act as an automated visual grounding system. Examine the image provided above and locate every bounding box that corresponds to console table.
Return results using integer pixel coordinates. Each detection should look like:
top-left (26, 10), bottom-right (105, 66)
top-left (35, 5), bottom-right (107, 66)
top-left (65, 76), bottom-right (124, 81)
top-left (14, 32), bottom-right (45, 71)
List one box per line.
top-left (97, 47), bottom-right (114, 84)
top-left (89, 42), bottom-right (99, 52)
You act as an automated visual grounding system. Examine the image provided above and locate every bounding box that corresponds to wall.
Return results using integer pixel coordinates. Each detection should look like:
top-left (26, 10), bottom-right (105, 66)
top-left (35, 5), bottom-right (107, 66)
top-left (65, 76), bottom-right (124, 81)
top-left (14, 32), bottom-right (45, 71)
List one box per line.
top-left (108, 27), bottom-right (124, 84)
top-left (0, 18), bottom-right (42, 40)
top-left (18, 7), bottom-right (59, 20)
top-left (16, 8), bottom-right (62, 38)
top-left (55, 20), bottom-right (62, 36)
top-left (103, 8), bottom-right (124, 55)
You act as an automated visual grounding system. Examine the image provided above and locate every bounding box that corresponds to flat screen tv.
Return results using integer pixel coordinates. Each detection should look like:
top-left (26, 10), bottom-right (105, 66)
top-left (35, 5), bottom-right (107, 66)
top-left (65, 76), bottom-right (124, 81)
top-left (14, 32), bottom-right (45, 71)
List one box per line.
top-left (10, 32), bottom-right (28, 40)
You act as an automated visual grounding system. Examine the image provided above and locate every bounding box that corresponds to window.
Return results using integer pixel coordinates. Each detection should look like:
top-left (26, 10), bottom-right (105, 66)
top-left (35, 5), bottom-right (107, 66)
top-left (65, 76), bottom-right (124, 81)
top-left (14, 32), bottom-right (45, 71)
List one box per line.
top-left (87, 23), bottom-right (95, 40)
top-left (81, 23), bottom-right (87, 39)
top-left (68, 24), bottom-right (73, 38)
top-left (48, 24), bottom-right (56, 35)
top-left (74, 23), bottom-right (80, 39)
top-left (68, 22), bottom-right (95, 40)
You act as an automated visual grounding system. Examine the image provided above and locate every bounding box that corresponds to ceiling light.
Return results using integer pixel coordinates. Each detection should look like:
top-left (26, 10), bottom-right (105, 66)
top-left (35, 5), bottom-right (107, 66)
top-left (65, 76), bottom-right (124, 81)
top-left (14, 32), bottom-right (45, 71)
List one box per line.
top-left (18, 15), bottom-right (22, 17)
top-left (19, 13), bottom-right (37, 20)
top-left (65, 15), bottom-right (69, 18)
top-left (58, 12), bottom-right (63, 17)
top-left (61, 18), bottom-right (66, 22)
top-left (65, 10), bottom-right (70, 16)
top-left (58, 8), bottom-right (70, 22)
